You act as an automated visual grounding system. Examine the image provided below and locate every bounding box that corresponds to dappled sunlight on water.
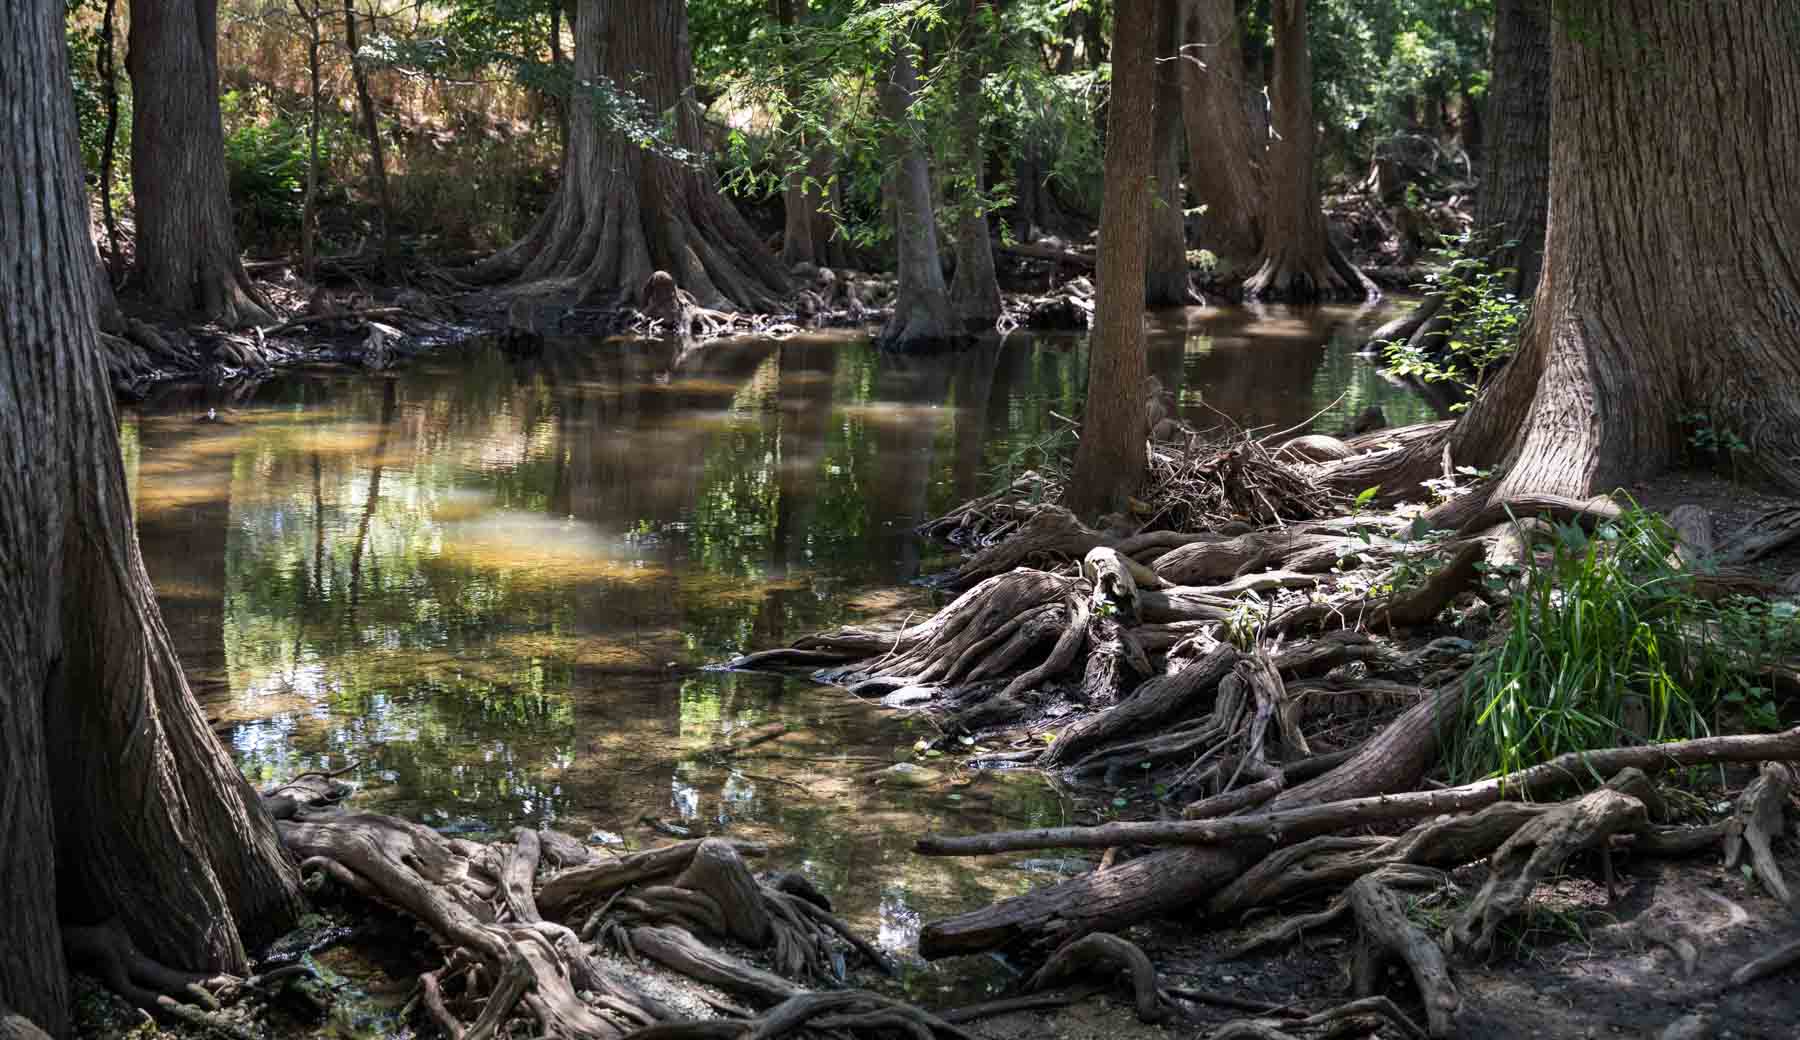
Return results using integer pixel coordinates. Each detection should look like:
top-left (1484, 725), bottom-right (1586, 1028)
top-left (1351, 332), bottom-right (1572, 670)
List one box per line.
top-left (124, 304), bottom-right (1427, 953)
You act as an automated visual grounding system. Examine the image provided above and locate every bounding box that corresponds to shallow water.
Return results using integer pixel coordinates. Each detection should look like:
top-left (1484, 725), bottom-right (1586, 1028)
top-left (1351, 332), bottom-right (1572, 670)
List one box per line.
top-left (124, 302), bottom-right (1428, 966)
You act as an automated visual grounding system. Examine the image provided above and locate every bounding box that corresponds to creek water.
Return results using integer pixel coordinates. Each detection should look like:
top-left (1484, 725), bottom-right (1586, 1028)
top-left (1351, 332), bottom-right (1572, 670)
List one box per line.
top-left (124, 302), bottom-right (1428, 980)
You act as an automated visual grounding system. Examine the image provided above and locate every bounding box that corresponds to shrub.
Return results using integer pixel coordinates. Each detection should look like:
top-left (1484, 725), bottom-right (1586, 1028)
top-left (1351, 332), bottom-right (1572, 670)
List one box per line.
top-left (1382, 229), bottom-right (1527, 411)
top-left (1452, 506), bottom-right (1798, 783)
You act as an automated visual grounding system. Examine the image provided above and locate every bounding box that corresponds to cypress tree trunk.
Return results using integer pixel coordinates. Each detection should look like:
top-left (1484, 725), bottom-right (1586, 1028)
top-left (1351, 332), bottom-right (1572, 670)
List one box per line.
top-left (482, 0), bottom-right (789, 311)
top-left (879, 43), bottom-right (954, 350)
top-left (1, 2), bottom-right (305, 1032)
top-left (948, 2), bottom-right (1003, 332)
top-left (1473, 0), bottom-right (1550, 298)
top-left (1241, 0), bottom-right (1369, 302)
top-left (1066, 0), bottom-right (1155, 520)
top-left (128, 0), bottom-right (275, 327)
top-left (1145, 0), bottom-right (1195, 307)
top-left (1179, 0), bottom-right (1262, 267)
top-left (1447, 0), bottom-right (1800, 499)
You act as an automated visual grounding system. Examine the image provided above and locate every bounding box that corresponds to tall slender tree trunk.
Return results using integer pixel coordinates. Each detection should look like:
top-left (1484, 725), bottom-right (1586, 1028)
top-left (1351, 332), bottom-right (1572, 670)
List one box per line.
top-left (948, 2), bottom-right (1003, 332)
top-left (1443, 0), bottom-right (1800, 500)
top-left (1241, 0), bottom-right (1369, 301)
top-left (343, 0), bottom-right (397, 278)
top-left (1066, 0), bottom-right (1155, 520)
top-left (481, 0), bottom-right (789, 311)
top-left (1145, 0), bottom-right (1194, 306)
top-left (297, 0), bottom-right (323, 280)
top-left (1, 2), bottom-right (305, 1032)
top-left (1179, 0), bottom-right (1262, 268)
top-left (1473, 0), bottom-right (1550, 299)
top-left (878, 43), bottom-right (954, 350)
top-left (128, 0), bottom-right (276, 327)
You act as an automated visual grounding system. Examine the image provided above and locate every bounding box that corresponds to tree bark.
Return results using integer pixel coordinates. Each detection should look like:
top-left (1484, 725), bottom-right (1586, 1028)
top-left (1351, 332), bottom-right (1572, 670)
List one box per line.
top-left (1065, 0), bottom-right (1155, 520)
top-left (1473, 0), bottom-right (1550, 298)
top-left (1241, 0), bottom-right (1369, 302)
top-left (1, 3), bottom-right (305, 1031)
top-left (481, 0), bottom-right (789, 311)
top-left (1443, 0), bottom-right (1800, 499)
top-left (343, 0), bottom-right (397, 279)
top-left (878, 42), bottom-right (955, 350)
top-left (1145, 0), bottom-right (1193, 306)
top-left (1178, 0), bottom-right (1262, 269)
top-left (128, 0), bottom-right (276, 326)
top-left (948, 3), bottom-right (1003, 332)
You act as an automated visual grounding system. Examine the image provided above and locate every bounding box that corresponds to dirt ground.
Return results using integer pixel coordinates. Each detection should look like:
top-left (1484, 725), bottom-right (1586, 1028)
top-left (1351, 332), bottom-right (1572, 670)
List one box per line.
top-left (953, 825), bottom-right (1800, 1040)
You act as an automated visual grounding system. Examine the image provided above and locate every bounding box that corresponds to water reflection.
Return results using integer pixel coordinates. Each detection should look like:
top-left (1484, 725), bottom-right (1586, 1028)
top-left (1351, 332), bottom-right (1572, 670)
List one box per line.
top-left (125, 303), bottom-right (1425, 946)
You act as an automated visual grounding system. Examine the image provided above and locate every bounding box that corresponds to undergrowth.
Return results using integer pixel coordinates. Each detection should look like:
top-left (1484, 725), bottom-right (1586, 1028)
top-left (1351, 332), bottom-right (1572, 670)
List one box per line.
top-left (1451, 506), bottom-right (1799, 784)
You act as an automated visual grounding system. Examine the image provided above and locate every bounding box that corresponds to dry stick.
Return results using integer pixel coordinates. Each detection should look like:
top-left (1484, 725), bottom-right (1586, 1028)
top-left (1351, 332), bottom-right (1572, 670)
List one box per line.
top-left (915, 725), bottom-right (1800, 856)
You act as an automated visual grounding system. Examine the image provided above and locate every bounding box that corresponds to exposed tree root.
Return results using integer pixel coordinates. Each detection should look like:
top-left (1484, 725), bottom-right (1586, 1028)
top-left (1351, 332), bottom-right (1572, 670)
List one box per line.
top-left (61, 921), bottom-right (254, 1040)
top-left (1210, 995), bottom-right (1430, 1040)
top-left (1027, 933), bottom-right (1167, 1024)
top-left (1348, 875), bottom-right (1459, 1037)
top-left (1721, 935), bottom-right (1800, 992)
top-left (1722, 762), bottom-right (1794, 905)
top-left (270, 810), bottom-right (907, 1040)
top-left (1451, 787), bottom-right (1648, 958)
top-left (1222, 863), bottom-right (1450, 959)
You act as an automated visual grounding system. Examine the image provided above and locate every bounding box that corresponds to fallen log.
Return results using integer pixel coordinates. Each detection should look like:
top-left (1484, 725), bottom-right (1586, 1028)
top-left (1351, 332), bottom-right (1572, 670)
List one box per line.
top-left (914, 725), bottom-right (1800, 857)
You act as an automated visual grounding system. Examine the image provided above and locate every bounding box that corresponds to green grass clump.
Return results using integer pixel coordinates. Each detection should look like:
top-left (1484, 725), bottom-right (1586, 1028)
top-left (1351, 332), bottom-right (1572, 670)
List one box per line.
top-left (1451, 506), bottom-right (1799, 783)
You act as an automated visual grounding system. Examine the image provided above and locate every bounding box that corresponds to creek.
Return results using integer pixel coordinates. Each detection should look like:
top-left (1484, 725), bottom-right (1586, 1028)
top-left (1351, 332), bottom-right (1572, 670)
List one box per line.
top-left (123, 301), bottom-right (1429, 974)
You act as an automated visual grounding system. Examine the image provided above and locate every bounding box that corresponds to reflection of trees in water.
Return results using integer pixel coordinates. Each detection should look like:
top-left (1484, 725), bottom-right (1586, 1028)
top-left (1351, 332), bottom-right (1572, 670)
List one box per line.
top-left (128, 313), bottom-right (1435, 861)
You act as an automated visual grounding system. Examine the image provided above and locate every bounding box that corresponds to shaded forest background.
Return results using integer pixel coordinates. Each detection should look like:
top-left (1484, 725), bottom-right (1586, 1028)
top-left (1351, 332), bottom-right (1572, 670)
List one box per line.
top-left (63, 0), bottom-right (1488, 278)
